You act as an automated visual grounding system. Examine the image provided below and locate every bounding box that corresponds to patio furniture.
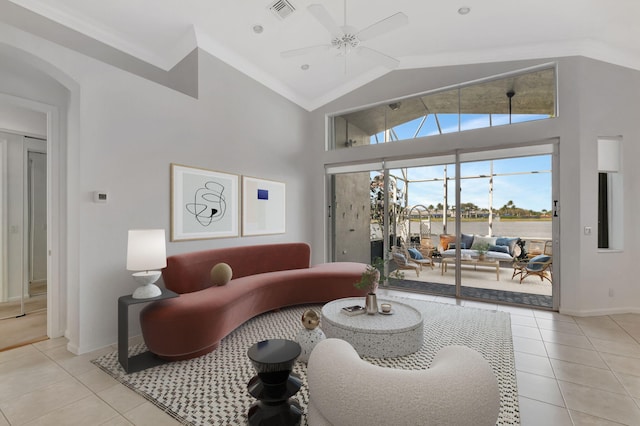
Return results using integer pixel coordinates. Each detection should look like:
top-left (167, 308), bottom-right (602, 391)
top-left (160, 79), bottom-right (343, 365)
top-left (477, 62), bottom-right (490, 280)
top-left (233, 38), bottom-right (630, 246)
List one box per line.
top-left (512, 254), bottom-right (552, 284)
top-left (390, 247), bottom-right (421, 277)
top-left (439, 233), bottom-right (520, 262)
top-left (402, 244), bottom-right (435, 270)
top-left (441, 257), bottom-right (501, 281)
top-left (415, 239), bottom-right (436, 266)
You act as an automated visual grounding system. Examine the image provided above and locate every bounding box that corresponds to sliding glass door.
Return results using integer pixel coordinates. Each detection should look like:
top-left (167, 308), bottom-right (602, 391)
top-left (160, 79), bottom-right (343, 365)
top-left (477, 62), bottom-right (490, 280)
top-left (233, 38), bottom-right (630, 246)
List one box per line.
top-left (457, 150), bottom-right (554, 308)
top-left (328, 143), bottom-right (558, 309)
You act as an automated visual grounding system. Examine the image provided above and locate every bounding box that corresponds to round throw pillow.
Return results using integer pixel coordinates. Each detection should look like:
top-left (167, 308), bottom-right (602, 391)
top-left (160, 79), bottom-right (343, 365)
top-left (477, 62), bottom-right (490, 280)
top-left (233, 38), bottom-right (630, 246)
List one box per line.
top-left (210, 262), bottom-right (233, 286)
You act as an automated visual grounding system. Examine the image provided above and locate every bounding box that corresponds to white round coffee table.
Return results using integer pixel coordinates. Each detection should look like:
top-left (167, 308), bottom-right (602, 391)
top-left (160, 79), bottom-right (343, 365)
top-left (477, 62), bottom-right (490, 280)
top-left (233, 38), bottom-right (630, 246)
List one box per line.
top-left (321, 297), bottom-right (424, 358)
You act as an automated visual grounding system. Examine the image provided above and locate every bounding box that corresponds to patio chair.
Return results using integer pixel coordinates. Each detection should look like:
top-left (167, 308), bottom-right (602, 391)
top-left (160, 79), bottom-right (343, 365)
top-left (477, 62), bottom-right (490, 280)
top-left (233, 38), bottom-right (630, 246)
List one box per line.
top-left (515, 254), bottom-right (552, 284)
top-left (390, 246), bottom-right (421, 277)
top-left (405, 243), bottom-right (435, 270)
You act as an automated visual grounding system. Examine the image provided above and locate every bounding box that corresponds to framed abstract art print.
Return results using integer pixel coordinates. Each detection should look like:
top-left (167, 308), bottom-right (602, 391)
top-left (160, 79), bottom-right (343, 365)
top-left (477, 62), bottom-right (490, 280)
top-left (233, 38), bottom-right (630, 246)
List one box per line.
top-left (170, 163), bottom-right (239, 241)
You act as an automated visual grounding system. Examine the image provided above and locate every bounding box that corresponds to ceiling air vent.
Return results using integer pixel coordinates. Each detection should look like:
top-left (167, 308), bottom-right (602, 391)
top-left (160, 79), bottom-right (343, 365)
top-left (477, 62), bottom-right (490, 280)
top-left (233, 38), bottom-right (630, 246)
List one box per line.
top-left (269, 0), bottom-right (296, 20)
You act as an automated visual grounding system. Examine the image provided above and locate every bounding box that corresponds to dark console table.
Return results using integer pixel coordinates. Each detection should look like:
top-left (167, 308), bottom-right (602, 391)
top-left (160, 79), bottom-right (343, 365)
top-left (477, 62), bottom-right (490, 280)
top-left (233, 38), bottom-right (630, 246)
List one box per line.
top-left (118, 288), bottom-right (178, 374)
top-left (247, 339), bottom-right (302, 426)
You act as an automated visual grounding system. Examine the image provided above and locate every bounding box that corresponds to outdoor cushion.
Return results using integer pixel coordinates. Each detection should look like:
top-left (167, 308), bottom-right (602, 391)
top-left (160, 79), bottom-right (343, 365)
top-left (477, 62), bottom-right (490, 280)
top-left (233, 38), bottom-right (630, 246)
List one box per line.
top-left (489, 245), bottom-right (510, 254)
top-left (528, 254), bottom-right (551, 271)
top-left (392, 252), bottom-right (408, 265)
top-left (472, 235), bottom-right (497, 249)
top-left (495, 237), bottom-right (520, 256)
top-left (461, 233), bottom-right (475, 250)
top-left (439, 234), bottom-right (456, 251)
top-left (407, 248), bottom-right (423, 259)
top-left (441, 248), bottom-right (513, 261)
top-left (447, 242), bottom-right (467, 250)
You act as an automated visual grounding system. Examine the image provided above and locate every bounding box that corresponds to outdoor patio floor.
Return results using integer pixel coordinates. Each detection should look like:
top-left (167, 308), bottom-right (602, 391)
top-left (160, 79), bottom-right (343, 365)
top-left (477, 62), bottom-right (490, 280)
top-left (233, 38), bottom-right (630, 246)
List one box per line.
top-left (388, 261), bottom-right (553, 308)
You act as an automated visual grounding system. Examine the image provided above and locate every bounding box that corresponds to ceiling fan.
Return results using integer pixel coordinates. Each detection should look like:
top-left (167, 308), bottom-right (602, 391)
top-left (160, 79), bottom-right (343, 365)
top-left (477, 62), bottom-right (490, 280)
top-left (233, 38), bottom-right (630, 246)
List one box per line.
top-left (281, 1), bottom-right (408, 71)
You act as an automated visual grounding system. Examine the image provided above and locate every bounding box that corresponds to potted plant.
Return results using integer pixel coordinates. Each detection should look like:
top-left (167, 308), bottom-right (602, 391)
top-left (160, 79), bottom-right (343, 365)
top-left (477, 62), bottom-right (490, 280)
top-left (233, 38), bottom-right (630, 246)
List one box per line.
top-left (474, 242), bottom-right (490, 261)
top-left (354, 257), bottom-right (403, 314)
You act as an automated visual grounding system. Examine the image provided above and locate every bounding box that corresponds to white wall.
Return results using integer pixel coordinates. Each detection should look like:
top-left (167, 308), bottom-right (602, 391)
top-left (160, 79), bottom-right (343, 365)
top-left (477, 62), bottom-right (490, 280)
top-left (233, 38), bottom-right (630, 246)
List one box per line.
top-left (0, 24), bottom-right (311, 353)
top-left (309, 57), bottom-right (640, 316)
top-left (74, 50), bottom-right (310, 352)
top-left (0, 105), bottom-right (46, 137)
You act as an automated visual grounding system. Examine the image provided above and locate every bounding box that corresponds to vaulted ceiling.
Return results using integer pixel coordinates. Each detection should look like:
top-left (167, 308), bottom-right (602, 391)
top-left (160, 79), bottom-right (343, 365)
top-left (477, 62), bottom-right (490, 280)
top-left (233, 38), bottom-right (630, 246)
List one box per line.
top-left (2, 0), bottom-right (639, 111)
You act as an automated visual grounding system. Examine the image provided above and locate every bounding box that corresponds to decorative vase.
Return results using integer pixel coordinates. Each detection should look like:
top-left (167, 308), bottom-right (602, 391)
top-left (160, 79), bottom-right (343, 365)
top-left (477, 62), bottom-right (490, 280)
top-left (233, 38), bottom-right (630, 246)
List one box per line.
top-left (295, 309), bottom-right (326, 363)
top-left (479, 253), bottom-right (486, 261)
top-left (365, 293), bottom-right (378, 315)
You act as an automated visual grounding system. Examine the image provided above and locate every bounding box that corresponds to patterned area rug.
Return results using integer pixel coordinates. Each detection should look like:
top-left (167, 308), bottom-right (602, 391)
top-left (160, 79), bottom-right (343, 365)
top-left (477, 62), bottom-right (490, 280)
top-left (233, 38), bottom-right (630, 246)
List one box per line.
top-left (92, 297), bottom-right (519, 425)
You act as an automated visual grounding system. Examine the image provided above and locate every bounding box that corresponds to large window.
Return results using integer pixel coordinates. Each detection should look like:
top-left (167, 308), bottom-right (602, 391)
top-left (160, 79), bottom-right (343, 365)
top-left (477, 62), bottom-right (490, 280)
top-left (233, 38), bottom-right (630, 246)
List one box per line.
top-left (331, 65), bottom-right (556, 149)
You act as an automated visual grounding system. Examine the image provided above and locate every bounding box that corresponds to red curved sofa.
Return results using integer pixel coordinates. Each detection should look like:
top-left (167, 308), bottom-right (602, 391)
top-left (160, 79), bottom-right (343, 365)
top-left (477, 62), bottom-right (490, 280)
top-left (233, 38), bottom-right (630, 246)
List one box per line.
top-left (140, 242), bottom-right (369, 361)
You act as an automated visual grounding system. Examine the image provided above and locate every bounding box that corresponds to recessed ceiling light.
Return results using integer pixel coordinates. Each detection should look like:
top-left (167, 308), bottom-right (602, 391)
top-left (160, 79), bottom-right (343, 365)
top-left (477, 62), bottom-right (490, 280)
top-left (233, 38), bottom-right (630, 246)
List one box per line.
top-left (458, 7), bottom-right (471, 15)
top-left (252, 24), bottom-right (264, 34)
top-left (301, 64), bottom-right (310, 71)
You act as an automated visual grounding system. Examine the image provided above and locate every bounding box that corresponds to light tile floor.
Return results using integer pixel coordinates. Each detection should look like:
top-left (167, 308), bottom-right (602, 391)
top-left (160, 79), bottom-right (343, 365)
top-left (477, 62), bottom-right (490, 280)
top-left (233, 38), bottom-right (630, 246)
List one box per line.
top-left (0, 290), bottom-right (639, 425)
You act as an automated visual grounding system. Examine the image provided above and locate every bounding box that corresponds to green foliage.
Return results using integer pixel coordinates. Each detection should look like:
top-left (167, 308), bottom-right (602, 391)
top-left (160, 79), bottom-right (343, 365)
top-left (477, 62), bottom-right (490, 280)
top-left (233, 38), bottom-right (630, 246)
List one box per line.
top-left (354, 257), bottom-right (404, 293)
top-left (473, 242), bottom-right (490, 255)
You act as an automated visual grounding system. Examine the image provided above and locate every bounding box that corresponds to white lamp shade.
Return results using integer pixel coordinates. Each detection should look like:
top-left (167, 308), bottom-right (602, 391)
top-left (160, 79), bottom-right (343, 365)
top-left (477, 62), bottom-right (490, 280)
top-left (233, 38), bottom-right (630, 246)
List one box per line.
top-left (597, 138), bottom-right (621, 173)
top-left (126, 229), bottom-right (167, 271)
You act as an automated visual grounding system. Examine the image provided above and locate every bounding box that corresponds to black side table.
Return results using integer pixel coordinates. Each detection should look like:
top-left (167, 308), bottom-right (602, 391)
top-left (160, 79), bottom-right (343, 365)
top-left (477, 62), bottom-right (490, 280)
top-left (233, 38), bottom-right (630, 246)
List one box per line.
top-left (118, 288), bottom-right (178, 374)
top-left (247, 339), bottom-right (302, 426)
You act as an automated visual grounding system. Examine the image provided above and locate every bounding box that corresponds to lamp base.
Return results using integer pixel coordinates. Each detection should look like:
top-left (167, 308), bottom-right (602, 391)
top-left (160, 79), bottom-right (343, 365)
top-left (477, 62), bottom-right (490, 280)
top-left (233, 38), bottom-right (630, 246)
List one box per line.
top-left (131, 271), bottom-right (162, 299)
top-left (132, 283), bottom-right (162, 299)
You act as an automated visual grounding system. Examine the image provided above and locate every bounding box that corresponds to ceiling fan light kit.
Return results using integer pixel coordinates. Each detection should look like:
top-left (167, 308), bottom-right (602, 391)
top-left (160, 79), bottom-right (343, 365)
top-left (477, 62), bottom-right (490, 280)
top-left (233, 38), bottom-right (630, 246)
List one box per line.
top-left (280, 1), bottom-right (408, 72)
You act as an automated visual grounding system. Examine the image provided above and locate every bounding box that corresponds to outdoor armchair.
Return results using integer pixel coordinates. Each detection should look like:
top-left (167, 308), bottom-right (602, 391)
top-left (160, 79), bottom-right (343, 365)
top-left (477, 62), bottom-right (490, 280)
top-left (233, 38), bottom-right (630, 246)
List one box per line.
top-left (514, 254), bottom-right (552, 284)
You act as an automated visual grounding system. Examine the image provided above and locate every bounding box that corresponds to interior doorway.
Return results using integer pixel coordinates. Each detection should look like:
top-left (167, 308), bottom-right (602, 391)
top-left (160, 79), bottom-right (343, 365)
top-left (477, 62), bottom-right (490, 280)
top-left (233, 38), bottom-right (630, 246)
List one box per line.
top-left (27, 149), bottom-right (47, 298)
top-left (0, 131), bottom-right (48, 350)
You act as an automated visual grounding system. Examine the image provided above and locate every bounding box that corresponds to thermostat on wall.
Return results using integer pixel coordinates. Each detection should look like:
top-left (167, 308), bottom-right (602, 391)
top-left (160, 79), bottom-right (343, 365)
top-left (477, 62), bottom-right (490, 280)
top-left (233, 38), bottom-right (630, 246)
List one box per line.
top-left (93, 191), bottom-right (108, 203)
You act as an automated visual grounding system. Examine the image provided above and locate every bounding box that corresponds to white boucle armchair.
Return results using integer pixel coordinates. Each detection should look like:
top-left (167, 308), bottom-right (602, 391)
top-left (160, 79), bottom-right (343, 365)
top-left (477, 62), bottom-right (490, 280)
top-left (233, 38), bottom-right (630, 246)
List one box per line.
top-left (306, 338), bottom-right (500, 426)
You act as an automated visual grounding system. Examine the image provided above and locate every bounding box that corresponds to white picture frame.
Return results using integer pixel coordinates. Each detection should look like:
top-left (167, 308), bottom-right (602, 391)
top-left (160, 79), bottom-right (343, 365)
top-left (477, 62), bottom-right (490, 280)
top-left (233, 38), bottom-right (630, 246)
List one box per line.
top-left (242, 176), bottom-right (286, 236)
top-left (170, 163), bottom-right (239, 241)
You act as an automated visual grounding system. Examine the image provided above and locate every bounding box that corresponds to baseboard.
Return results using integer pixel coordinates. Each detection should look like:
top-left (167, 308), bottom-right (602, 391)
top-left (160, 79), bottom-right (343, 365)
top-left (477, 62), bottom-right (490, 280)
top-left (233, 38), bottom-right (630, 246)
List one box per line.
top-left (560, 306), bottom-right (640, 317)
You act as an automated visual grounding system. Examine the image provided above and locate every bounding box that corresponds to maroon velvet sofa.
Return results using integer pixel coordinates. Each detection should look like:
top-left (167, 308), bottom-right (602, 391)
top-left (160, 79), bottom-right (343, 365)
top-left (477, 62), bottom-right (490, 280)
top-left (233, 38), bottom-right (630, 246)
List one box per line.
top-left (139, 242), bottom-right (368, 361)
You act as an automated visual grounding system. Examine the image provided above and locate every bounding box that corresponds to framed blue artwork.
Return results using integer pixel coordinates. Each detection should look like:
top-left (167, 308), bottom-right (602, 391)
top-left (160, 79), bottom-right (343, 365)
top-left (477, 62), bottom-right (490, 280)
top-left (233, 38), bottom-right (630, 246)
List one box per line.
top-left (242, 176), bottom-right (286, 236)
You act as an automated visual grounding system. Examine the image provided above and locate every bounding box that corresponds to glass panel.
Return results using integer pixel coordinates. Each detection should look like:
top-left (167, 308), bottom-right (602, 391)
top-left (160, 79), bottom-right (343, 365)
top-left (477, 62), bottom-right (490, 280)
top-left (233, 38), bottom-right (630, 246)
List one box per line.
top-left (458, 155), bottom-right (553, 308)
top-left (386, 162), bottom-right (458, 297)
top-left (420, 88), bottom-right (459, 134)
top-left (330, 150), bottom-right (555, 308)
top-left (330, 65), bottom-right (556, 149)
top-left (334, 105), bottom-right (387, 148)
top-left (459, 68), bottom-right (556, 128)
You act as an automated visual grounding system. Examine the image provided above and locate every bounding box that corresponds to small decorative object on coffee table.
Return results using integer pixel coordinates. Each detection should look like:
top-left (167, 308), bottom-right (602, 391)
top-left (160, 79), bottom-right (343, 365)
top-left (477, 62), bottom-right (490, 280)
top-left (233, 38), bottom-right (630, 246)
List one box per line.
top-left (354, 257), bottom-right (403, 315)
top-left (295, 309), bottom-right (326, 363)
top-left (247, 339), bottom-right (302, 426)
top-left (354, 258), bottom-right (381, 314)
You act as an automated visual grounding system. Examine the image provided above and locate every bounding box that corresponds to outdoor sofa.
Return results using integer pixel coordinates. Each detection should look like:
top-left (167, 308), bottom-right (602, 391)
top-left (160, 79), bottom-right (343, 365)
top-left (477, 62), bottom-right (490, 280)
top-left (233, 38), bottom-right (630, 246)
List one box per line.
top-left (438, 233), bottom-right (521, 261)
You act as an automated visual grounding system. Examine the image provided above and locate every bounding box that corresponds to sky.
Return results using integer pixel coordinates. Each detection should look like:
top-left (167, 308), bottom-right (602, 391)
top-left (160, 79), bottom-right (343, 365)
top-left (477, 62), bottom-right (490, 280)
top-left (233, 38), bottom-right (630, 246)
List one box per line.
top-left (372, 113), bottom-right (553, 212)
top-left (388, 155), bottom-right (552, 212)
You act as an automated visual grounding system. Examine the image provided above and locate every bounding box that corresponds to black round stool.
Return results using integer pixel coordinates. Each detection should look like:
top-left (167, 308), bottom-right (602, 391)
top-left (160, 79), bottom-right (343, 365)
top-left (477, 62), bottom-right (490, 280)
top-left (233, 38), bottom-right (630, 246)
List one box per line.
top-left (247, 339), bottom-right (302, 426)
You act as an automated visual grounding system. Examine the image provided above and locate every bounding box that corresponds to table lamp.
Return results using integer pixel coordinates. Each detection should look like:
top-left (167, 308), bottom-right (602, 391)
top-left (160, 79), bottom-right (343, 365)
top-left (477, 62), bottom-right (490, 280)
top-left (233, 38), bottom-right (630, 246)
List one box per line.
top-left (126, 229), bottom-right (167, 299)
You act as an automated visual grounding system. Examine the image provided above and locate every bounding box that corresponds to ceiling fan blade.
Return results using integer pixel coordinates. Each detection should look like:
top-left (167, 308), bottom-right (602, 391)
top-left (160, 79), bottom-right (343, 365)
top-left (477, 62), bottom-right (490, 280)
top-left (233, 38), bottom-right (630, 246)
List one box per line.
top-left (308, 4), bottom-right (343, 39)
top-left (356, 46), bottom-right (400, 69)
top-left (357, 12), bottom-right (408, 41)
top-left (281, 44), bottom-right (332, 58)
